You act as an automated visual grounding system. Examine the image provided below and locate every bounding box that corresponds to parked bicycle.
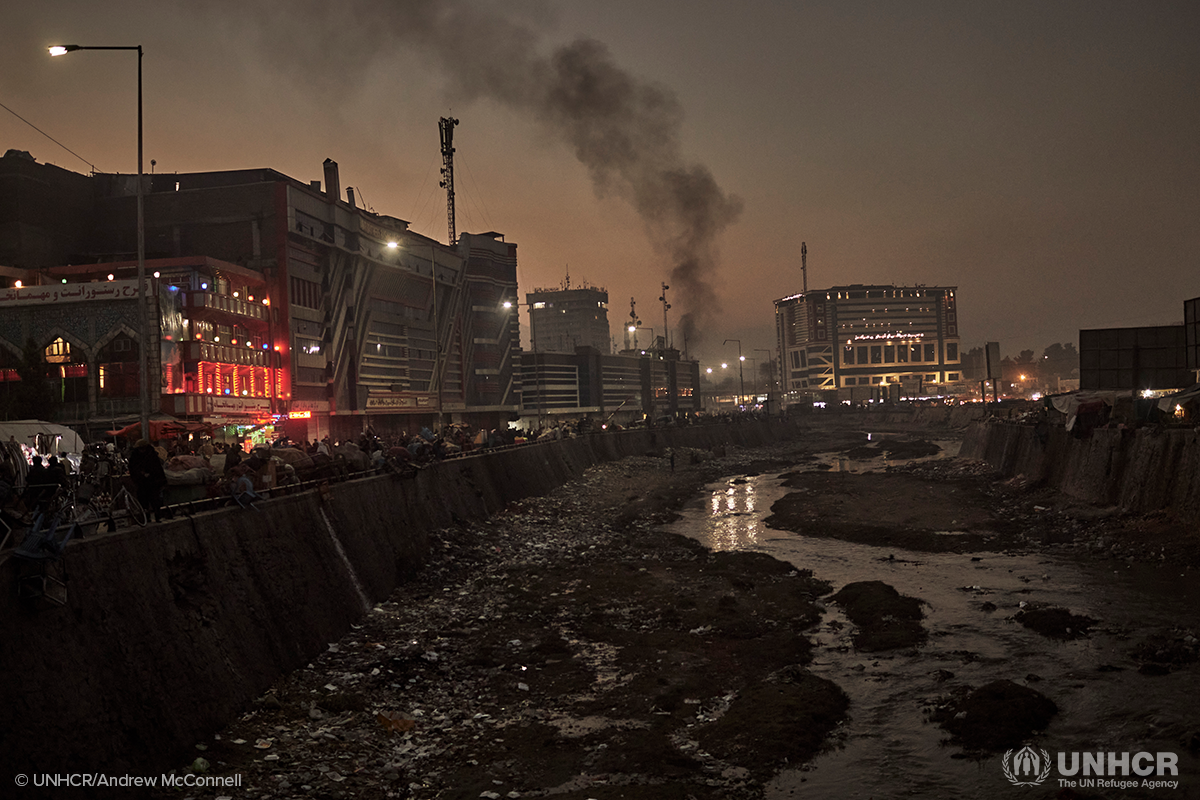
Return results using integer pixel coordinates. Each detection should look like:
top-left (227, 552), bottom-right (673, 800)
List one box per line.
top-left (26, 481), bottom-right (102, 539)
top-left (98, 482), bottom-right (148, 529)
top-left (80, 478), bottom-right (148, 530)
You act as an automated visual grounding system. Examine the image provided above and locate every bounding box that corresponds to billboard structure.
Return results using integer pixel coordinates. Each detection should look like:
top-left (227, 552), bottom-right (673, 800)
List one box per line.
top-left (1186, 297), bottom-right (1199, 373)
top-left (1079, 326), bottom-right (1191, 391)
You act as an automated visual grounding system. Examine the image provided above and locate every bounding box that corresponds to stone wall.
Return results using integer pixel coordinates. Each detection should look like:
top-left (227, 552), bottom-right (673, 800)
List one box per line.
top-left (961, 420), bottom-right (1200, 522)
top-left (0, 419), bottom-right (801, 781)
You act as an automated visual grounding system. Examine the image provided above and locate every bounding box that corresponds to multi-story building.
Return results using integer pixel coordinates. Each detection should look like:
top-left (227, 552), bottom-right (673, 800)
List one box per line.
top-left (0, 256), bottom-right (278, 436)
top-left (526, 279), bottom-right (611, 354)
top-left (0, 150), bottom-right (521, 441)
top-left (518, 347), bottom-right (699, 427)
top-left (775, 284), bottom-right (962, 398)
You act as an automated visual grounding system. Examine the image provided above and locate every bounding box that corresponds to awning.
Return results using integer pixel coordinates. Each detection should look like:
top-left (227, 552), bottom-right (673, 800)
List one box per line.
top-left (107, 417), bottom-right (214, 441)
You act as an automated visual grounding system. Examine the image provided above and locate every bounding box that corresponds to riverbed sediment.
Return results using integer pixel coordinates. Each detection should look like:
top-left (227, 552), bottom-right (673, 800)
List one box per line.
top-left (149, 423), bottom-right (1200, 799)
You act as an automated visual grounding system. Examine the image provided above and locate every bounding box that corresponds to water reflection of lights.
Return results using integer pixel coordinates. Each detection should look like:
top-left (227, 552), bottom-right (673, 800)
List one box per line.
top-left (704, 479), bottom-right (762, 550)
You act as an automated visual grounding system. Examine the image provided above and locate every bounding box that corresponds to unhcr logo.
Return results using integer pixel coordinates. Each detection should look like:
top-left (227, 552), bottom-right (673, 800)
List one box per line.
top-left (1001, 745), bottom-right (1182, 790)
top-left (1003, 745), bottom-right (1052, 786)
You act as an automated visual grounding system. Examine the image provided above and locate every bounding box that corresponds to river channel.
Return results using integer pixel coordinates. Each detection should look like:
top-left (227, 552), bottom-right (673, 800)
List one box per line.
top-left (663, 441), bottom-right (1200, 799)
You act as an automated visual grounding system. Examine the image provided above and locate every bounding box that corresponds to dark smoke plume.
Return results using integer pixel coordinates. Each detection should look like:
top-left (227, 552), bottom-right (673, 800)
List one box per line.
top-left (206, 0), bottom-right (742, 345)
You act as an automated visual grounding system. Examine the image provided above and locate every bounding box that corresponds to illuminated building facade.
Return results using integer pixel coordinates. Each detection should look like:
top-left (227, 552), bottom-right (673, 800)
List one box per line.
top-left (775, 284), bottom-right (962, 396)
top-left (0, 255), bottom-right (277, 434)
top-left (0, 150), bottom-right (521, 439)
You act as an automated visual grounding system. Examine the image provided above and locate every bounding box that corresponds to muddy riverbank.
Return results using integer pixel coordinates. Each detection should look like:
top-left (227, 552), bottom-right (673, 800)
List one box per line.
top-left (153, 422), bottom-right (1200, 799)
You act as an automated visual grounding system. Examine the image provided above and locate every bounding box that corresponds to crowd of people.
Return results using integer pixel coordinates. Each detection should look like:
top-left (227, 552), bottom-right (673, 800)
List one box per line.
top-left (1, 408), bottom-right (773, 536)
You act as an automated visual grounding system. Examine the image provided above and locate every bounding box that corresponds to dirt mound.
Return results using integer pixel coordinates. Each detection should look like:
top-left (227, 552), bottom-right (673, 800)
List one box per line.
top-left (842, 437), bottom-right (943, 461)
top-left (698, 668), bottom-right (849, 778)
top-left (830, 580), bottom-right (926, 651)
top-left (931, 679), bottom-right (1058, 751)
top-left (766, 471), bottom-right (1012, 553)
top-left (1013, 606), bottom-right (1097, 640)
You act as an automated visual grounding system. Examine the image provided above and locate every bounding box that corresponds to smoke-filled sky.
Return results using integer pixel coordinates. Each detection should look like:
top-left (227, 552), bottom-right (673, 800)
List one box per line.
top-left (3, 1), bottom-right (1198, 365)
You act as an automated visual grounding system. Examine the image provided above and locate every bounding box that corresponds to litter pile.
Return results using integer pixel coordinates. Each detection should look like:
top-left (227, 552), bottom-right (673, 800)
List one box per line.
top-left (153, 446), bottom-right (850, 800)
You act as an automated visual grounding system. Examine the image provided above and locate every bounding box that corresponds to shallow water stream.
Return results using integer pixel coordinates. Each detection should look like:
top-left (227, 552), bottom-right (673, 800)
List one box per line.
top-left (663, 452), bottom-right (1200, 798)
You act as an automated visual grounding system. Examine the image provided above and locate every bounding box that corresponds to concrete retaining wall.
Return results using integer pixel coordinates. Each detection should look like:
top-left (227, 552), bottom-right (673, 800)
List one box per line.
top-left (0, 419), bottom-right (801, 779)
top-left (961, 420), bottom-right (1200, 522)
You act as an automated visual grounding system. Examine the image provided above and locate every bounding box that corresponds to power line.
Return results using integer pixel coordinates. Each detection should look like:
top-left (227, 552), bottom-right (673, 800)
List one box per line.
top-left (407, 151), bottom-right (442, 239)
top-left (457, 151), bottom-right (495, 233)
top-left (0, 98), bottom-right (97, 172)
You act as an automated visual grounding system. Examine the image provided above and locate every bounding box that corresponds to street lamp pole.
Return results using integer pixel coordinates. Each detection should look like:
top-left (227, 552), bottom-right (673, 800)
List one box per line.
top-left (430, 244), bottom-right (444, 430)
top-left (50, 44), bottom-right (150, 441)
top-left (724, 339), bottom-right (744, 407)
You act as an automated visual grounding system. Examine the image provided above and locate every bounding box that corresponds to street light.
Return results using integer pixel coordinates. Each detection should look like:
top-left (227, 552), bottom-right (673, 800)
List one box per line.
top-left (50, 43), bottom-right (150, 440)
top-left (627, 324), bottom-right (655, 352)
top-left (724, 339), bottom-right (745, 407)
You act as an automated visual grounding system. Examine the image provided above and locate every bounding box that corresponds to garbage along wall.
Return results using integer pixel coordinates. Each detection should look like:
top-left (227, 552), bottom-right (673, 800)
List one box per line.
top-left (960, 420), bottom-right (1200, 523)
top-left (0, 418), bottom-right (802, 782)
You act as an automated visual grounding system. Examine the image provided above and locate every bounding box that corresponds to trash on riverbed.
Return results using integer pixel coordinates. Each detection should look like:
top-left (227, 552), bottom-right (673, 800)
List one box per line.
top-left (376, 711), bottom-right (417, 733)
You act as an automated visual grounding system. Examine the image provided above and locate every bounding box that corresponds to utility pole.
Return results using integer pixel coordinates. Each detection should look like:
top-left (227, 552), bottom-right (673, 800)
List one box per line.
top-left (725, 339), bottom-right (744, 407)
top-left (659, 282), bottom-right (671, 349)
top-left (439, 116), bottom-right (459, 246)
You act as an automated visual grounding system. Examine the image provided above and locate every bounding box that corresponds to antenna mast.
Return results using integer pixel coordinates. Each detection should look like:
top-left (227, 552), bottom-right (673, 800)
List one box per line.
top-left (627, 297), bottom-right (640, 350)
top-left (801, 242), bottom-right (808, 293)
top-left (439, 116), bottom-right (459, 245)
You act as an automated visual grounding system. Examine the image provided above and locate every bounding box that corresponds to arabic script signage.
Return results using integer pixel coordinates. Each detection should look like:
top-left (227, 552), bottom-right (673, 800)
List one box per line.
top-left (0, 280), bottom-right (147, 307)
top-left (365, 393), bottom-right (434, 410)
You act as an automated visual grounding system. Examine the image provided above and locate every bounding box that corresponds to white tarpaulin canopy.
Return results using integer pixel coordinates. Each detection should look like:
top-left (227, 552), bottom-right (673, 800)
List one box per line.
top-left (1157, 383), bottom-right (1200, 413)
top-left (0, 420), bottom-right (86, 454)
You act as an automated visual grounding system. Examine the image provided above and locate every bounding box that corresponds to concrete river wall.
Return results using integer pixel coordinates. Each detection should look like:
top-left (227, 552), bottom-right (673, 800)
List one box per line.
top-left (858, 403), bottom-right (1200, 523)
top-left (0, 419), bottom-right (802, 780)
top-left (960, 418), bottom-right (1200, 523)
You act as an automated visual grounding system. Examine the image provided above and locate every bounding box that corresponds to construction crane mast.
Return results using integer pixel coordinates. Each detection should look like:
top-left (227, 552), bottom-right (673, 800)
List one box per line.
top-left (439, 116), bottom-right (459, 245)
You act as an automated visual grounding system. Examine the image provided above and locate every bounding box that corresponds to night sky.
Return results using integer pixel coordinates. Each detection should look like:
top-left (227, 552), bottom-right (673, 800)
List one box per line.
top-left (4, 1), bottom-right (1198, 366)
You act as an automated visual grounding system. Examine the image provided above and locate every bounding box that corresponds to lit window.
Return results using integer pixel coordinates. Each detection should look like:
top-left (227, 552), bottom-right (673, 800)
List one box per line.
top-left (44, 337), bottom-right (71, 364)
